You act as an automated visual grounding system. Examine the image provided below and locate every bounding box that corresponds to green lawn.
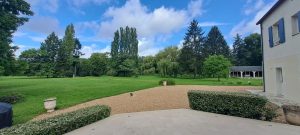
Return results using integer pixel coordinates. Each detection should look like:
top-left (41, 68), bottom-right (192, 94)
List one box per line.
top-left (0, 76), bottom-right (262, 124)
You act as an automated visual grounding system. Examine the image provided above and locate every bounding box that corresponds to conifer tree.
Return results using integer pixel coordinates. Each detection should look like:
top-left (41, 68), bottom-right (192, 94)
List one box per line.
top-left (203, 26), bottom-right (230, 59)
top-left (178, 20), bottom-right (205, 78)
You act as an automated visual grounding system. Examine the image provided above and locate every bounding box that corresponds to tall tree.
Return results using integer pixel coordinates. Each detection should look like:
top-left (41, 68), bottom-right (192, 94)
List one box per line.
top-left (178, 20), bottom-right (205, 78)
top-left (40, 32), bottom-right (61, 77)
top-left (110, 26), bottom-right (139, 76)
top-left (243, 33), bottom-right (262, 66)
top-left (56, 24), bottom-right (76, 77)
top-left (203, 26), bottom-right (230, 59)
top-left (232, 33), bottom-right (262, 66)
top-left (232, 34), bottom-right (246, 66)
top-left (0, 0), bottom-right (33, 75)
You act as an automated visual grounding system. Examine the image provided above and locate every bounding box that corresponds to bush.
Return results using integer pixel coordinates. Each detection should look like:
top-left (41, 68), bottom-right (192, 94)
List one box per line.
top-left (159, 79), bottom-right (175, 86)
top-left (0, 105), bottom-right (111, 135)
top-left (0, 93), bottom-right (24, 104)
top-left (188, 90), bottom-right (276, 121)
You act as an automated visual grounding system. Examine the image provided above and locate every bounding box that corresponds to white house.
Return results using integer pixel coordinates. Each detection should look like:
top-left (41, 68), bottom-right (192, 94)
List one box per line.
top-left (257, 0), bottom-right (300, 103)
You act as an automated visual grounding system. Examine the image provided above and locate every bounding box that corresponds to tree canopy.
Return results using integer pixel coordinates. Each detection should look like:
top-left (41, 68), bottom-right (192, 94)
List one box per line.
top-left (0, 0), bottom-right (33, 76)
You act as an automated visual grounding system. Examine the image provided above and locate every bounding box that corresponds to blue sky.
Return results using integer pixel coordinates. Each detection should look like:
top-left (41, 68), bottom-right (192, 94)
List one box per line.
top-left (13, 0), bottom-right (276, 58)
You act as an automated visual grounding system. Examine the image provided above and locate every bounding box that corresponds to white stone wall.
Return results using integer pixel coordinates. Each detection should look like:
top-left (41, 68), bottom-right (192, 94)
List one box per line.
top-left (261, 0), bottom-right (300, 103)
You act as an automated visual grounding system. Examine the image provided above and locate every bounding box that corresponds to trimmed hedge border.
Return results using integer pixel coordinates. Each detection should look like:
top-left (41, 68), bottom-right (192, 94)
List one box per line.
top-left (0, 105), bottom-right (111, 135)
top-left (188, 90), bottom-right (276, 121)
top-left (159, 79), bottom-right (175, 86)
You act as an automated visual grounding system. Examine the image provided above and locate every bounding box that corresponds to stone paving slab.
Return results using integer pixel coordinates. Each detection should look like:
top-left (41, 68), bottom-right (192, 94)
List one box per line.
top-left (65, 109), bottom-right (300, 135)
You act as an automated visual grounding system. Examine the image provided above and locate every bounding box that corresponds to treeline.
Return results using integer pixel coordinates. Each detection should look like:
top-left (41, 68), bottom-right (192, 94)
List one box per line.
top-left (0, 0), bottom-right (262, 79)
top-left (18, 24), bottom-right (83, 77)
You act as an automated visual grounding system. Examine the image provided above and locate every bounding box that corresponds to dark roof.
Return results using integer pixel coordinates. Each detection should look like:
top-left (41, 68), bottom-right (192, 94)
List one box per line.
top-left (256, 0), bottom-right (286, 25)
top-left (230, 66), bottom-right (262, 72)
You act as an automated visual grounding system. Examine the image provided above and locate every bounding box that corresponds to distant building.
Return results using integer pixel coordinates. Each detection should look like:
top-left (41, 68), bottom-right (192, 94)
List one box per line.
top-left (230, 66), bottom-right (262, 78)
top-left (257, 0), bottom-right (300, 103)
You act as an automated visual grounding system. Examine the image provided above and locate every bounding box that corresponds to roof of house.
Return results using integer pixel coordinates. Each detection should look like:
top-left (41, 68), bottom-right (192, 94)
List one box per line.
top-left (230, 66), bottom-right (262, 72)
top-left (256, 0), bottom-right (286, 25)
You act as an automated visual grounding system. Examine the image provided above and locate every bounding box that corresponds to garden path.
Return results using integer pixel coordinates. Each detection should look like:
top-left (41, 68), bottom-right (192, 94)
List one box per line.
top-left (33, 85), bottom-right (261, 121)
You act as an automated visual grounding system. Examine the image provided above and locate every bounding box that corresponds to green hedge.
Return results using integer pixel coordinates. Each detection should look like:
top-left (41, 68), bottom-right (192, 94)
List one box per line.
top-left (188, 90), bottom-right (275, 120)
top-left (159, 79), bottom-right (175, 86)
top-left (0, 105), bottom-right (110, 135)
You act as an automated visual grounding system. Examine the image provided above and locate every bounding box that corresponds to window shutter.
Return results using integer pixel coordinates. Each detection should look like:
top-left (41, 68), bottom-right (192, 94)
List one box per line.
top-left (278, 18), bottom-right (286, 43)
top-left (298, 11), bottom-right (300, 33)
top-left (268, 26), bottom-right (274, 48)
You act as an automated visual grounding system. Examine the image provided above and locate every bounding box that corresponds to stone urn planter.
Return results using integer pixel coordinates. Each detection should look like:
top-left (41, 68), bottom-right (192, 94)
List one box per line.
top-left (282, 105), bottom-right (300, 126)
top-left (163, 81), bottom-right (167, 86)
top-left (44, 98), bottom-right (56, 113)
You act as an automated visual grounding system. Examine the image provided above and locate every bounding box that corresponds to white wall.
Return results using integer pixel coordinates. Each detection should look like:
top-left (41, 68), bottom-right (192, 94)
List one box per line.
top-left (261, 0), bottom-right (300, 103)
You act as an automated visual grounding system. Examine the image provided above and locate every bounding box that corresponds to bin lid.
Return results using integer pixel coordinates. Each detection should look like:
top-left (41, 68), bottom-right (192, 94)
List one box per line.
top-left (0, 102), bottom-right (12, 114)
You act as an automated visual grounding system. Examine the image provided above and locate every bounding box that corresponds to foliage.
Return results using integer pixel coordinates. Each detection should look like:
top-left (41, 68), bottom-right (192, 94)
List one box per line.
top-left (156, 46), bottom-right (180, 77)
top-left (232, 33), bottom-right (262, 66)
top-left (178, 20), bottom-right (205, 78)
top-left (40, 32), bottom-right (61, 77)
top-left (203, 55), bottom-right (231, 81)
top-left (0, 0), bottom-right (33, 76)
top-left (188, 90), bottom-right (276, 121)
top-left (0, 93), bottom-right (24, 104)
top-left (203, 26), bottom-right (231, 59)
top-left (56, 24), bottom-right (76, 77)
top-left (139, 56), bottom-right (157, 75)
top-left (0, 105), bottom-right (110, 135)
top-left (158, 79), bottom-right (175, 86)
top-left (78, 58), bottom-right (92, 76)
top-left (90, 53), bottom-right (109, 76)
top-left (111, 26), bottom-right (139, 77)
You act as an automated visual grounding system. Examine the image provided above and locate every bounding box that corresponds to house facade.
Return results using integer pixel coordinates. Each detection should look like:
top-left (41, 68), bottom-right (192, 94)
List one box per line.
top-left (257, 0), bottom-right (300, 103)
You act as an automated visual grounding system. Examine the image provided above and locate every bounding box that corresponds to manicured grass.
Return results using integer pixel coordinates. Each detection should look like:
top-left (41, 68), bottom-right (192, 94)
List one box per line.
top-left (0, 76), bottom-right (262, 124)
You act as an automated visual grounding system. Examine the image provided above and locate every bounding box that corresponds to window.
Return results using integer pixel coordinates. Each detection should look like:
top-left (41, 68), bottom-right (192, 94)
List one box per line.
top-left (272, 22), bottom-right (280, 45)
top-left (268, 18), bottom-right (285, 48)
top-left (292, 11), bottom-right (300, 35)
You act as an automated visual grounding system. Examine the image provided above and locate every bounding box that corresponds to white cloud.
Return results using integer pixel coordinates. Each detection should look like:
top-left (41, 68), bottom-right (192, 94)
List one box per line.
top-left (44, 0), bottom-right (59, 13)
top-left (244, 0), bottom-right (265, 15)
top-left (198, 22), bottom-right (227, 27)
top-left (75, 0), bottom-right (205, 56)
top-left (188, 0), bottom-right (204, 18)
top-left (21, 16), bottom-right (63, 36)
top-left (68, 0), bottom-right (109, 8)
top-left (98, 0), bottom-right (203, 39)
top-left (230, 1), bottom-right (276, 37)
top-left (13, 32), bottom-right (27, 37)
top-left (26, 0), bottom-right (59, 13)
top-left (29, 36), bottom-right (46, 42)
top-left (81, 44), bottom-right (110, 58)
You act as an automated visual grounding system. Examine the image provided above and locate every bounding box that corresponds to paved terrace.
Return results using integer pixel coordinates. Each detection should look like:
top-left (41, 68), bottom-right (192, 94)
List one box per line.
top-left (66, 109), bottom-right (300, 135)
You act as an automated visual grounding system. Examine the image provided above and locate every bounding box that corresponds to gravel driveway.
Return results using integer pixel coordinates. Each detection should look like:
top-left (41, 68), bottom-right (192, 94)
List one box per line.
top-left (33, 85), bottom-right (262, 121)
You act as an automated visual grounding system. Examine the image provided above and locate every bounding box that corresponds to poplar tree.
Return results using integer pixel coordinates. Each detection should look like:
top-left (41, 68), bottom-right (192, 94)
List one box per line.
top-left (110, 26), bottom-right (139, 76)
top-left (56, 24), bottom-right (76, 77)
